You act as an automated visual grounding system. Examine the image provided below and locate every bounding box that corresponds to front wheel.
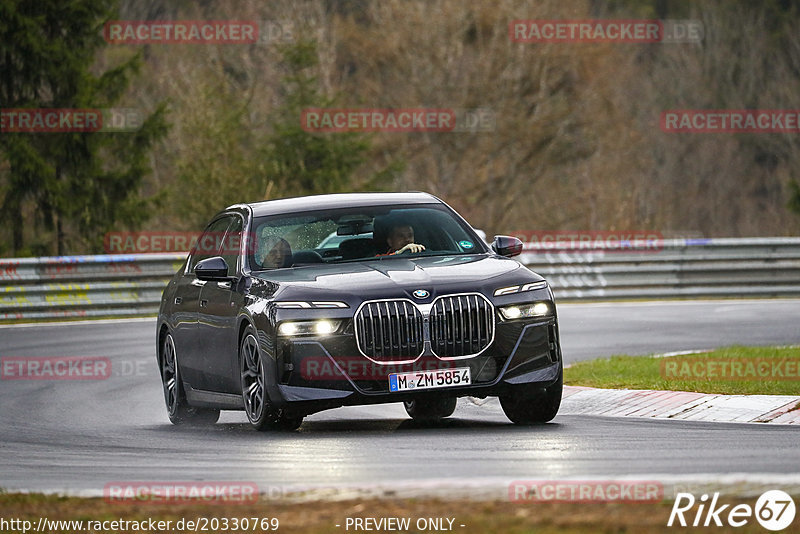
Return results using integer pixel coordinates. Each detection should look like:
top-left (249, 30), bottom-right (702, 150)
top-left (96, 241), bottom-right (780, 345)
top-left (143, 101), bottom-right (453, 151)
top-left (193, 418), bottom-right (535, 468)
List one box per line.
top-left (161, 332), bottom-right (219, 425)
top-left (404, 397), bottom-right (457, 421)
top-left (499, 365), bottom-right (562, 425)
top-left (240, 327), bottom-right (303, 431)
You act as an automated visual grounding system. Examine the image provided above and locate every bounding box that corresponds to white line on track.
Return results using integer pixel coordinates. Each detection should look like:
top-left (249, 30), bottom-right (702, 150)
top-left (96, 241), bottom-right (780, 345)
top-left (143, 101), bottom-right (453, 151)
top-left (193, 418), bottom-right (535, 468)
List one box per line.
top-left (0, 316), bottom-right (155, 329)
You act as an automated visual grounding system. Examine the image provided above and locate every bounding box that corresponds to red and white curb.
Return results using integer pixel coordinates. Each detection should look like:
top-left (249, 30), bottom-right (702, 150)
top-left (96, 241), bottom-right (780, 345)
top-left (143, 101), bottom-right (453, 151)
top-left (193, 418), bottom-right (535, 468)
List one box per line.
top-left (560, 386), bottom-right (800, 424)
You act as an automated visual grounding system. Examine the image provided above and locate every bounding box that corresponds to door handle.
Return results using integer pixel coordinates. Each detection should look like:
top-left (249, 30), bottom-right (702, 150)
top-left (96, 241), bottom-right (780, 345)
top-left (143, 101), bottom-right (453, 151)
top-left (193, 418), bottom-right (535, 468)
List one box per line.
top-left (174, 297), bottom-right (182, 305)
top-left (200, 299), bottom-right (208, 308)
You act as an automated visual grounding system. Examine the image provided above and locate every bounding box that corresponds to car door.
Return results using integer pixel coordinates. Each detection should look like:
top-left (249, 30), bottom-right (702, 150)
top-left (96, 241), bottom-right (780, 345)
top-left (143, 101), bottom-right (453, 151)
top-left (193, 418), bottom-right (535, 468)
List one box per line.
top-left (196, 213), bottom-right (246, 393)
top-left (174, 215), bottom-right (235, 389)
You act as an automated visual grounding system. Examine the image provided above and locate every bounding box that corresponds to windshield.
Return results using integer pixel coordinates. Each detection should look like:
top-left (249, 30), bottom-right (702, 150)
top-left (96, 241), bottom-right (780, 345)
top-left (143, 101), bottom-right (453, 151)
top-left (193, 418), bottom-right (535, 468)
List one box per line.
top-left (248, 203), bottom-right (486, 270)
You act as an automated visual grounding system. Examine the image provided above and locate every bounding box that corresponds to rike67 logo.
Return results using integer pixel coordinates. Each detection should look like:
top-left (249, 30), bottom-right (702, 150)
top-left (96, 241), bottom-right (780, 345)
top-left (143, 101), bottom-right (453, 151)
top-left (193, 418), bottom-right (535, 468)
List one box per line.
top-left (668, 490), bottom-right (796, 531)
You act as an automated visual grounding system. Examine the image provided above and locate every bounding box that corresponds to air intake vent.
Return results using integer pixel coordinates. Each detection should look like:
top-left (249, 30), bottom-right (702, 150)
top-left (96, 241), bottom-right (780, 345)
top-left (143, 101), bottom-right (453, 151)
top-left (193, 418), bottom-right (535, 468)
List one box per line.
top-left (430, 294), bottom-right (494, 358)
top-left (354, 300), bottom-right (424, 362)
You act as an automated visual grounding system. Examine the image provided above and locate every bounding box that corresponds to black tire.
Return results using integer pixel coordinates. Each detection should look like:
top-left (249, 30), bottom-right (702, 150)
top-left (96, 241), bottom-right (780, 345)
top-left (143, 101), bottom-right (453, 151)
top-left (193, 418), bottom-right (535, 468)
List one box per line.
top-left (240, 326), bottom-right (303, 431)
top-left (499, 364), bottom-right (562, 425)
top-left (276, 413), bottom-right (304, 431)
top-left (403, 397), bottom-right (457, 421)
top-left (161, 332), bottom-right (220, 425)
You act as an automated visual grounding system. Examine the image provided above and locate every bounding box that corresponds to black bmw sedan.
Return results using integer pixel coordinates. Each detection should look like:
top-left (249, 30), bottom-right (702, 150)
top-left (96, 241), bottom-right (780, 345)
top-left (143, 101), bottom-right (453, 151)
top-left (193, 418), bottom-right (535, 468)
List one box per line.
top-left (156, 192), bottom-right (563, 430)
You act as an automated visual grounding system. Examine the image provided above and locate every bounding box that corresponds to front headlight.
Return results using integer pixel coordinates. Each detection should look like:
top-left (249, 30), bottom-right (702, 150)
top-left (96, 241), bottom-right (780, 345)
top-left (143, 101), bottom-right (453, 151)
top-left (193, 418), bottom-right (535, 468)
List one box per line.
top-left (498, 301), bottom-right (552, 320)
top-left (274, 301), bottom-right (348, 309)
top-left (278, 320), bottom-right (341, 336)
top-left (493, 281), bottom-right (548, 297)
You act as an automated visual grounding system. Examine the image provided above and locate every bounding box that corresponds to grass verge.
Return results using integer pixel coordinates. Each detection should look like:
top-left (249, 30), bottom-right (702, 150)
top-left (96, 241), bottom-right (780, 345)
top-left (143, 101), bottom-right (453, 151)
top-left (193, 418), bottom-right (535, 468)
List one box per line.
top-left (564, 345), bottom-right (800, 395)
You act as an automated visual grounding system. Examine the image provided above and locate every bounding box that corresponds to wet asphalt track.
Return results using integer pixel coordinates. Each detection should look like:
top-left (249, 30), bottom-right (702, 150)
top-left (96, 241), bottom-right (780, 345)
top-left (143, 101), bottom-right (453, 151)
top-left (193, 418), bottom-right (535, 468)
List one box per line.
top-left (1, 299), bottom-right (799, 495)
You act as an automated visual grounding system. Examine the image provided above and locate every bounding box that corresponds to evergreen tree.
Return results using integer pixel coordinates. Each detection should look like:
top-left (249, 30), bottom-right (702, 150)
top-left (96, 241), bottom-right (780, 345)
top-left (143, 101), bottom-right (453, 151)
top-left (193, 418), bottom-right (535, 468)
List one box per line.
top-left (262, 40), bottom-right (376, 198)
top-left (0, 0), bottom-right (167, 255)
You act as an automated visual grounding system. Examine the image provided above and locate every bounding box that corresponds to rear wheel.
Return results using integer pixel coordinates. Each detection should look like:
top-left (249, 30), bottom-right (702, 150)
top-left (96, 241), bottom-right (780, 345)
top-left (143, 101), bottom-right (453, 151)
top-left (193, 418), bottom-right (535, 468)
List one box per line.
top-left (404, 397), bottom-right (457, 421)
top-left (240, 327), bottom-right (303, 431)
top-left (161, 332), bottom-right (219, 425)
top-left (499, 365), bottom-right (562, 425)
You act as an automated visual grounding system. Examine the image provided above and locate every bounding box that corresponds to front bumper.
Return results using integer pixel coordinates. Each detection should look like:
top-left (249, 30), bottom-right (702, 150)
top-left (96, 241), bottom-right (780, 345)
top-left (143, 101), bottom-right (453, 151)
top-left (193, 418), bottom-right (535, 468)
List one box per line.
top-left (267, 317), bottom-right (562, 412)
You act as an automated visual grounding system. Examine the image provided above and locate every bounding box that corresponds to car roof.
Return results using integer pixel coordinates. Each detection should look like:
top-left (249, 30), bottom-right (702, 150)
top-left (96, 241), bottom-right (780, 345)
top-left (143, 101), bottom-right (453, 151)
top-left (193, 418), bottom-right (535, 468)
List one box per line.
top-left (232, 192), bottom-right (441, 218)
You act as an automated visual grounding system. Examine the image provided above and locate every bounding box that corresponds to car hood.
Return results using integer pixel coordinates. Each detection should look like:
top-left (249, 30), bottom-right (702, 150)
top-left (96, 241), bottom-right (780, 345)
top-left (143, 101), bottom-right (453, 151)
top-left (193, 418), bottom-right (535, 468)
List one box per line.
top-left (249, 254), bottom-right (543, 302)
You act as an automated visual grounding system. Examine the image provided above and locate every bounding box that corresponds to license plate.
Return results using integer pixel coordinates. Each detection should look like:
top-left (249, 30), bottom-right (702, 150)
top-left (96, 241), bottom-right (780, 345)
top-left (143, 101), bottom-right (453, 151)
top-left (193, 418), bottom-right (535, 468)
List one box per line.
top-left (389, 368), bottom-right (471, 392)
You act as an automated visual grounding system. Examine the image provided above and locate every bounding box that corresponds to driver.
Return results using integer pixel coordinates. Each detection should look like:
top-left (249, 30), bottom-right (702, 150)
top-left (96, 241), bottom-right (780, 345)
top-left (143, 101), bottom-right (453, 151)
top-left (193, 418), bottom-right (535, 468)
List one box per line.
top-left (384, 224), bottom-right (425, 255)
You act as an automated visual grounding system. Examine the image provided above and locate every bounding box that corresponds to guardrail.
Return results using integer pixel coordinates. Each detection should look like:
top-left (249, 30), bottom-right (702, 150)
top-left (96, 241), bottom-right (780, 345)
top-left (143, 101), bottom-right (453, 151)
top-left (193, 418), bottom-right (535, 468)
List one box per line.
top-left (520, 237), bottom-right (800, 300)
top-left (1, 238), bottom-right (799, 321)
top-left (0, 254), bottom-right (185, 321)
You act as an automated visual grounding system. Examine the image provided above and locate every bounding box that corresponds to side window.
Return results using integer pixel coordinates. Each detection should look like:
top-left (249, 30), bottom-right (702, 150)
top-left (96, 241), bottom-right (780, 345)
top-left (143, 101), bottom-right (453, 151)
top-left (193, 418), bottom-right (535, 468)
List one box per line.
top-left (189, 216), bottom-right (234, 272)
top-left (221, 216), bottom-right (243, 276)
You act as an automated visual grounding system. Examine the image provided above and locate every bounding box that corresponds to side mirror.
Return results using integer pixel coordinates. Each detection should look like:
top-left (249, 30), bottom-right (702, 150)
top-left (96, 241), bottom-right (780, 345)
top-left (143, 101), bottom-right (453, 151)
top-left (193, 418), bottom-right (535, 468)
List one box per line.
top-left (195, 256), bottom-right (230, 281)
top-left (491, 235), bottom-right (523, 258)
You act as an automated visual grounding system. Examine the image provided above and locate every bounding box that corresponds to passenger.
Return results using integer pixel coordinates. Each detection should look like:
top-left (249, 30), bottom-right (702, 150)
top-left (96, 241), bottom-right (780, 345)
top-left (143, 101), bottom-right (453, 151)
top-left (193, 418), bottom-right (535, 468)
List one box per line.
top-left (259, 236), bottom-right (292, 268)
